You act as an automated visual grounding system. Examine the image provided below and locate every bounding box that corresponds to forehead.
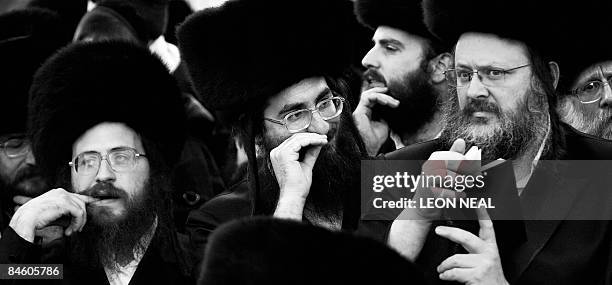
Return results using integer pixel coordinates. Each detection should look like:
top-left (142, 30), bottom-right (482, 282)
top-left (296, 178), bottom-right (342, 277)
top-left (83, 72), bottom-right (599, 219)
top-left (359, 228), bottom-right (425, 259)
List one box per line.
top-left (373, 26), bottom-right (426, 47)
top-left (264, 77), bottom-right (329, 113)
top-left (572, 61), bottom-right (612, 86)
top-left (455, 32), bottom-right (529, 67)
top-left (72, 122), bottom-right (142, 155)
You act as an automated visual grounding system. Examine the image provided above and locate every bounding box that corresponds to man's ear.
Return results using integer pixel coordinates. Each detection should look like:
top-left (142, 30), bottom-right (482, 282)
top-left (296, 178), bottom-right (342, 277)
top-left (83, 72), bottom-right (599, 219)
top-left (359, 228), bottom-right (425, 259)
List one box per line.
top-left (429, 52), bottom-right (452, 84)
top-left (548, 61), bottom-right (560, 90)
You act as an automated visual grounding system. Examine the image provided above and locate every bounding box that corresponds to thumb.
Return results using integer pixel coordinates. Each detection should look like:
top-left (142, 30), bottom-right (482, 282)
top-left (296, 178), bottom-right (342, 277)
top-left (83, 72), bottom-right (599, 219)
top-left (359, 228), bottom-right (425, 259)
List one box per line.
top-left (449, 139), bottom-right (466, 154)
top-left (301, 145), bottom-right (323, 172)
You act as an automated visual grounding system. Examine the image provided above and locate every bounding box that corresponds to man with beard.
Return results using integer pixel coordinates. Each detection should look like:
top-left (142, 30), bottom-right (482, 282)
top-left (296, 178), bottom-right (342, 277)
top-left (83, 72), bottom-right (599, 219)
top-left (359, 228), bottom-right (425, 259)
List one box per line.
top-left (556, 1), bottom-right (612, 140)
top-left (352, 0), bottom-right (452, 155)
top-left (0, 41), bottom-right (193, 284)
top-left (359, 1), bottom-right (612, 284)
top-left (177, 0), bottom-right (368, 275)
top-left (0, 7), bottom-right (71, 232)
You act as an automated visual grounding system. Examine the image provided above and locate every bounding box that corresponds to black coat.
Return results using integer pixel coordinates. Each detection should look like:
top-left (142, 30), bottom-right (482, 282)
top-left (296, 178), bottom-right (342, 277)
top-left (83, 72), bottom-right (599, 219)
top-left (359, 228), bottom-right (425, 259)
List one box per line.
top-left (0, 226), bottom-right (194, 285)
top-left (357, 124), bottom-right (612, 285)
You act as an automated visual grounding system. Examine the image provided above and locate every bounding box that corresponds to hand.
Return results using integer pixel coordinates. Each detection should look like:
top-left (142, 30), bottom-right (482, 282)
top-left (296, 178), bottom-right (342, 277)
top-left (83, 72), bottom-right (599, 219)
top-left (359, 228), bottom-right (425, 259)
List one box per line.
top-left (270, 133), bottom-right (327, 219)
top-left (9, 188), bottom-right (98, 243)
top-left (409, 139), bottom-right (471, 221)
top-left (435, 208), bottom-right (508, 285)
top-left (352, 87), bottom-right (399, 156)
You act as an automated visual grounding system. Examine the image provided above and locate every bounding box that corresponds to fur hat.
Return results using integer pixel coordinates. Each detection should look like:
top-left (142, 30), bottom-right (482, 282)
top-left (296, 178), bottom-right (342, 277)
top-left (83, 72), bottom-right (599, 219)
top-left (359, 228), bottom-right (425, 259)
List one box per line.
top-left (177, 0), bottom-right (359, 123)
top-left (28, 41), bottom-right (186, 182)
top-left (73, 5), bottom-right (141, 43)
top-left (555, 0), bottom-right (612, 93)
top-left (422, 0), bottom-right (562, 59)
top-left (199, 217), bottom-right (426, 285)
top-left (354, 0), bottom-right (440, 42)
top-left (27, 0), bottom-right (88, 32)
top-left (96, 0), bottom-right (170, 42)
top-left (0, 8), bottom-right (71, 135)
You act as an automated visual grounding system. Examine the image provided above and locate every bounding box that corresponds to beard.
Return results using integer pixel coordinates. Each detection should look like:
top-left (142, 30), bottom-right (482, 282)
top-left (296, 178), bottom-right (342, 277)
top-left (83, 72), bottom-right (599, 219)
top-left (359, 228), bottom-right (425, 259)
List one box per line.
top-left (0, 166), bottom-right (47, 217)
top-left (256, 112), bottom-right (364, 224)
top-left (558, 99), bottom-right (612, 140)
top-left (364, 64), bottom-right (440, 136)
top-left (69, 179), bottom-right (161, 272)
top-left (439, 87), bottom-right (549, 161)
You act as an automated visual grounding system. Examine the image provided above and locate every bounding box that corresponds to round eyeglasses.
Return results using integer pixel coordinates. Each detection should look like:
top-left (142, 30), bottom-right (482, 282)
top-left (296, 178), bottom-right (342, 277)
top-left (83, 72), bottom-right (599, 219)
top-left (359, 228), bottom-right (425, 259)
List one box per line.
top-left (444, 64), bottom-right (531, 88)
top-left (0, 135), bottom-right (31, 158)
top-left (68, 147), bottom-right (147, 176)
top-left (264, 96), bottom-right (345, 133)
top-left (570, 65), bottom-right (612, 104)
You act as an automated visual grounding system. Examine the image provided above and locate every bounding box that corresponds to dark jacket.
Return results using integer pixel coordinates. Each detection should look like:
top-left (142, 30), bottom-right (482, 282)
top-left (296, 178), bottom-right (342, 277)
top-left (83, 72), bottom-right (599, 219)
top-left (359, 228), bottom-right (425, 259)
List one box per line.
top-left (357, 124), bottom-right (612, 285)
top-left (0, 226), bottom-right (194, 285)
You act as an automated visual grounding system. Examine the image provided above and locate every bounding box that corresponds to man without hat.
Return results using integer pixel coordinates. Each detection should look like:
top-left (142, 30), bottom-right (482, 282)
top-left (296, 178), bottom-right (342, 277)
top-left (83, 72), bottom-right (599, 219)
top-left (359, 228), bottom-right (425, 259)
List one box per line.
top-left (353, 0), bottom-right (452, 155)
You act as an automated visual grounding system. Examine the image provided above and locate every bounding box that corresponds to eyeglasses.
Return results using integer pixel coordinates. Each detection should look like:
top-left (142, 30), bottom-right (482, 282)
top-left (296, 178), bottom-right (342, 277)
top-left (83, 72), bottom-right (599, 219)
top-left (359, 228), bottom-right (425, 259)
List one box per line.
top-left (264, 96), bottom-right (345, 133)
top-left (0, 135), bottom-right (31, 158)
top-left (444, 64), bottom-right (531, 88)
top-left (68, 147), bottom-right (146, 176)
top-left (570, 66), bottom-right (612, 104)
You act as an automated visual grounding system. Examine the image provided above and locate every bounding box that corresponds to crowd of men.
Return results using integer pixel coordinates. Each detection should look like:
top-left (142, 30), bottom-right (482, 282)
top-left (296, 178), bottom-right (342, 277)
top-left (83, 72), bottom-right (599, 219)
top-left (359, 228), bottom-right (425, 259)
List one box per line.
top-left (0, 0), bottom-right (610, 284)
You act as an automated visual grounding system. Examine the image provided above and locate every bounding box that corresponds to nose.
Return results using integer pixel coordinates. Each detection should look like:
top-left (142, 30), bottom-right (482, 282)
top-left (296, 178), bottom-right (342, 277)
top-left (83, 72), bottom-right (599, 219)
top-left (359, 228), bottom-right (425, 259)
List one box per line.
top-left (466, 73), bottom-right (489, 99)
top-left (599, 82), bottom-right (612, 108)
top-left (306, 111), bottom-right (331, 135)
top-left (95, 159), bottom-right (116, 183)
top-left (361, 47), bottom-right (379, 69)
top-left (24, 146), bottom-right (36, 165)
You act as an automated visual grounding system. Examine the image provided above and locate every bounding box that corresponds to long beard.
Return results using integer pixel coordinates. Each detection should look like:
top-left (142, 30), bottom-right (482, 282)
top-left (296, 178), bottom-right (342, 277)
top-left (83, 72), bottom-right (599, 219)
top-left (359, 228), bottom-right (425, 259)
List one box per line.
top-left (257, 113), bottom-right (364, 223)
top-left (69, 179), bottom-right (162, 271)
top-left (439, 87), bottom-right (549, 161)
top-left (366, 65), bottom-right (440, 136)
top-left (558, 99), bottom-right (612, 140)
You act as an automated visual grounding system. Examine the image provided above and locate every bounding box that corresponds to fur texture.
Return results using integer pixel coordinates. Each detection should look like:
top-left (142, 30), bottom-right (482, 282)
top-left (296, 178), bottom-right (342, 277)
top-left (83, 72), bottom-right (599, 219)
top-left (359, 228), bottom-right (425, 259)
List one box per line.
top-left (176, 0), bottom-right (360, 123)
top-left (354, 0), bottom-right (437, 41)
top-left (28, 41), bottom-right (186, 184)
top-left (0, 8), bottom-right (71, 135)
top-left (200, 217), bottom-right (426, 285)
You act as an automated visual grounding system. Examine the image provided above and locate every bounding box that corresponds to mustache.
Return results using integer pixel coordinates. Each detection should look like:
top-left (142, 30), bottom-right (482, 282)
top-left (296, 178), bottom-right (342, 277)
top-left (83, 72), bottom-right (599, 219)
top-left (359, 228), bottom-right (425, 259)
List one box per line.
top-left (363, 69), bottom-right (387, 87)
top-left (80, 182), bottom-right (128, 200)
top-left (463, 98), bottom-right (502, 116)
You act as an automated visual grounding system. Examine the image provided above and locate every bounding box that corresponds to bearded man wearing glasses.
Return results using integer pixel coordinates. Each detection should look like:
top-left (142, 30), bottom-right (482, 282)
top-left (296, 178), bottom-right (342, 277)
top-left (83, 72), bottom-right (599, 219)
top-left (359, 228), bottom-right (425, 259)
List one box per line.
top-left (359, 0), bottom-right (612, 284)
top-left (0, 41), bottom-right (194, 285)
top-left (177, 0), bottom-right (369, 274)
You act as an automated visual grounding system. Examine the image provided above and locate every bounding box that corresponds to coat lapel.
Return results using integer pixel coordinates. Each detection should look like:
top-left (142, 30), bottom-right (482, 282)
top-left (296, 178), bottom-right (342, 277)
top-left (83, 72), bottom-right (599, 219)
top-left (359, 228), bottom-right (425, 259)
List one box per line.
top-left (507, 163), bottom-right (585, 282)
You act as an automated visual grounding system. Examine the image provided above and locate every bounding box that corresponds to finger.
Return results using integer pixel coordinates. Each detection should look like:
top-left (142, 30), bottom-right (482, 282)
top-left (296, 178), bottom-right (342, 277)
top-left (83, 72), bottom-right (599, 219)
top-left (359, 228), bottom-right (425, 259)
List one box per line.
top-left (68, 194), bottom-right (89, 232)
top-left (435, 226), bottom-right (484, 253)
top-left (437, 254), bottom-right (480, 273)
top-left (362, 86), bottom-right (388, 95)
top-left (301, 145), bottom-right (323, 172)
top-left (361, 92), bottom-right (399, 108)
top-left (438, 267), bottom-right (472, 283)
top-left (73, 193), bottom-right (100, 204)
top-left (285, 134), bottom-right (328, 154)
top-left (13, 195), bottom-right (33, 205)
top-left (62, 198), bottom-right (86, 236)
top-left (449, 139), bottom-right (466, 154)
top-left (476, 207), bottom-right (496, 242)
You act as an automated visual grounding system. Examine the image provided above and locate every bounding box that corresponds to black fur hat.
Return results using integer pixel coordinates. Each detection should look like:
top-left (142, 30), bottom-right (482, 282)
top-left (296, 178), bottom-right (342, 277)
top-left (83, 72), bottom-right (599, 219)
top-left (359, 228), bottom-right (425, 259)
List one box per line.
top-left (0, 8), bottom-right (71, 135)
top-left (28, 41), bottom-right (186, 183)
top-left (177, 0), bottom-right (359, 123)
top-left (199, 217), bottom-right (426, 285)
top-left (354, 0), bottom-right (439, 42)
top-left (422, 0), bottom-right (562, 59)
top-left (96, 0), bottom-right (170, 42)
top-left (555, 0), bottom-right (612, 93)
